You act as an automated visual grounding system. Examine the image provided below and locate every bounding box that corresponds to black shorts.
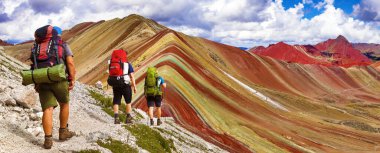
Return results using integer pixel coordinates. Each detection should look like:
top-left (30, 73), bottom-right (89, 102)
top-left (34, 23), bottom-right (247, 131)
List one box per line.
top-left (146, 95), bottom-right (162, 107)
top-left (112, 84), bottom-right (132, 105)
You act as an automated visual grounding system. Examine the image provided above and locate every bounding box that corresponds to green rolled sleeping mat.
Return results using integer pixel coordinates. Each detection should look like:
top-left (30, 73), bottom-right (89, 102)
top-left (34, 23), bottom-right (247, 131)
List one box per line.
top-left (21, 64), bottom-right (67, 85)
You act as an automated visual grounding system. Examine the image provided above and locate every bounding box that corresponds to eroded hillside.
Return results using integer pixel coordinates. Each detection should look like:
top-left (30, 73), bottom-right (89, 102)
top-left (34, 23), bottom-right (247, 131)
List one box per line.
top-left (4, 14), bottom-right (380, 153)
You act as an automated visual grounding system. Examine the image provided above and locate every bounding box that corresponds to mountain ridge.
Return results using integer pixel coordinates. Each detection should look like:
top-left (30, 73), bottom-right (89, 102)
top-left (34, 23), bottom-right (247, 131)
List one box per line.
top-left (250, 35), bottom-right (373, 67)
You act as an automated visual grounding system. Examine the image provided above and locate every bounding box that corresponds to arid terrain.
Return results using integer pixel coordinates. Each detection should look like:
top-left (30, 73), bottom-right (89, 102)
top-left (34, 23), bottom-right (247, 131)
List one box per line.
top-left (3, 14), bottom-right (380, 152)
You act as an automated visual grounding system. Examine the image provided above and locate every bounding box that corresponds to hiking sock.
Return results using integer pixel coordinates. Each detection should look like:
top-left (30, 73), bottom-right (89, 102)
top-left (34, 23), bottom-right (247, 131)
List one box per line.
top-left (150, 119), bottom-right (154, 126)
top-left (114, 113), bottom-right (119, 119)
top-left (126, 113), bottom-right (131, 118)
top-left (45, 135), bottom-right (52, 138)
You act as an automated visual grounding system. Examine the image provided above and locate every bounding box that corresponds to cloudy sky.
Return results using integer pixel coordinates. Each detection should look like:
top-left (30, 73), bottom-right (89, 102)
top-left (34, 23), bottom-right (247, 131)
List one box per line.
top-left (0, 0), bottom-right (379, 47)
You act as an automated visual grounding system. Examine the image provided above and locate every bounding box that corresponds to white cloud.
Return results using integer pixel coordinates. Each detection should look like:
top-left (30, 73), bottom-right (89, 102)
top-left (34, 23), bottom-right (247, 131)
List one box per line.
top-left (353, 0), bottom-right (380, 22)
top-left (211, 0), bottom-right (380, 47)
top-left (169, 25), bottom-right (209, 38)
top-left (302, 0), bottom-right (313, 5)
top-left (0, 0), bottom-right (379, 48)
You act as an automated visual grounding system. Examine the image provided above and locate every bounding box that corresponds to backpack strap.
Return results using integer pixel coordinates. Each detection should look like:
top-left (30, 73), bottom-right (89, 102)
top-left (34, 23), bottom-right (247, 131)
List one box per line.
top-left (53, 40), bottom-right (60, 65)
top-left (32, 43), bottom-right (38, 69)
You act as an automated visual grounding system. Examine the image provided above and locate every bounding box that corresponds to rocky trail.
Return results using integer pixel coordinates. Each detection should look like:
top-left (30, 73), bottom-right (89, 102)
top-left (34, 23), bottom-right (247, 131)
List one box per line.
top-left (0, 46), bottom-right (225, 153)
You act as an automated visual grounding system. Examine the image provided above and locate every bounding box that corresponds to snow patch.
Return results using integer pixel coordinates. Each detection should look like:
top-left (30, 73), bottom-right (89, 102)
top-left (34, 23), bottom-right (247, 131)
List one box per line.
top-left (223, 71), bottom-right (289, 112)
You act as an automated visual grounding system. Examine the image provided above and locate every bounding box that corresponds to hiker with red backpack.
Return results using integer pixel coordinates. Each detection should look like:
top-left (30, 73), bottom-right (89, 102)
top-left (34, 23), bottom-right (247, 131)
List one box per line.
top-left (28, 25), bottom-right (76, 149)
top-left (144, 67), bottom-right (166, 126)
top-left (107, 48), bottom-right (137, 124)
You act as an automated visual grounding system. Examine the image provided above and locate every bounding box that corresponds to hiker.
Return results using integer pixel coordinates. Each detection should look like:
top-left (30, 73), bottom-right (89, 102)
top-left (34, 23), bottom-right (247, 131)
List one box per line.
top-left (107, 49), bottom-right (137, 124)
top-left (144, 67), bottom-right (166, 126)
top-left (32, 25), bottom-right (76, 149)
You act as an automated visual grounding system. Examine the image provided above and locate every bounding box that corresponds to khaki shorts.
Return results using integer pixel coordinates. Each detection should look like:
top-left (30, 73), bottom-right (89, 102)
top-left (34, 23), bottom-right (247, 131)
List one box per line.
top-left (38, 81), bottom-right (69, 111)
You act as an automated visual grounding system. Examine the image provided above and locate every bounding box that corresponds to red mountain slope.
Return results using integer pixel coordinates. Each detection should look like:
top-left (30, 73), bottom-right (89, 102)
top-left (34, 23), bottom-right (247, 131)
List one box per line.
top-left (250, 35), bottom-right (372, 67)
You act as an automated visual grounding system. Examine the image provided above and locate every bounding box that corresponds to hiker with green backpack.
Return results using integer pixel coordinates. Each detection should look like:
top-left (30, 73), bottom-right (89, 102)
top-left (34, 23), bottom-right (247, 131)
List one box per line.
top-left (144, 67), bottom-right (167, 126)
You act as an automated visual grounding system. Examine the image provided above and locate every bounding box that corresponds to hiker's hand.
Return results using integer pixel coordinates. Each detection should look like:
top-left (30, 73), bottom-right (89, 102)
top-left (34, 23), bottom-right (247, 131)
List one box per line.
top-left (133, 87), bottom-right (137, 93)
top-left (34, 84), bottom-right (39, 93)
top-left (68, 80), bottom-right (75, 91)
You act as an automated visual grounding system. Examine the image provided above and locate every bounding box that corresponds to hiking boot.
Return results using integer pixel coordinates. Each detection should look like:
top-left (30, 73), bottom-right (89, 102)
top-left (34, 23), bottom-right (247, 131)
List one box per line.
top-left (59, 128), bottom-right (75, 141)
top-left (44, 136), bottom-right (53, 149)
top-left (150, 119), bottom-right (154, 126)
top-left (157, 119), bottom-right (162, 126)
top-left (114, 118), bottom-right (120, 124)
top-left (125, 116), bottom-right (133, 124)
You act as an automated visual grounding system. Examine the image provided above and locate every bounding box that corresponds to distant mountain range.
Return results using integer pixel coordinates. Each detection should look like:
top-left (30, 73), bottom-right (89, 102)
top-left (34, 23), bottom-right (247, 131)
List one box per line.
top-left (249, 35), bottom-right (379, 67)
top-left (0, 39), bottom-right (13, 46)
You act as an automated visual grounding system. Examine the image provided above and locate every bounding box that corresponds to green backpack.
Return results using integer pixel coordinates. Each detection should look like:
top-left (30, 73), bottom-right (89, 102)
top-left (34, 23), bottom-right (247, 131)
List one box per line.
top-left (144, 67), bottom-right (159, 96)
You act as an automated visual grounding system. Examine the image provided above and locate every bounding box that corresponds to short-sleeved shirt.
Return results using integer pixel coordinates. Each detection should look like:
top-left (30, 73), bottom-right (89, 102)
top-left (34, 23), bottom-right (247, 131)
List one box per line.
top-left (157, 76), bottom-right (164, 86)
top-left (123, 63), bottom-right (134, 75)
top-left (123, 62), bottom-right (134, 84)
top-left (63, 43), bottom-right (73, 57)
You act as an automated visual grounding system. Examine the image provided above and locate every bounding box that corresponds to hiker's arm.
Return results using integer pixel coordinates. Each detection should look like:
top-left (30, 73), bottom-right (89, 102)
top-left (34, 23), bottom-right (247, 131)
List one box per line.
top-left (161, 83), bottom-right (166, 99)
top-left (130, 73), bottom-right (137, 93)
top-left (66, 56), bottom-right (76, 90)
top-left (162, 83), bottom-right (167, 89)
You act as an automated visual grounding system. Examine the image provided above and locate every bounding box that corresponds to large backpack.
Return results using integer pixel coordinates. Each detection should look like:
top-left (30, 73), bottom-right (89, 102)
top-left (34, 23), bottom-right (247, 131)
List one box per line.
top-left (107, 49), bottom-right (128, 86)
top-left (31, 25), bottom-right (64, 69)
top-left (144, 67), bottom-right (159, 96)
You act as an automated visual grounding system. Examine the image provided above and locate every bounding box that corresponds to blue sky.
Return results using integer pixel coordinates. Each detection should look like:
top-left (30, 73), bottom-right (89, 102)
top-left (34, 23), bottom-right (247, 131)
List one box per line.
top-left (0, 0), bottom-right (379, 47)
top-left (282, 0), bottom-right (361, 19)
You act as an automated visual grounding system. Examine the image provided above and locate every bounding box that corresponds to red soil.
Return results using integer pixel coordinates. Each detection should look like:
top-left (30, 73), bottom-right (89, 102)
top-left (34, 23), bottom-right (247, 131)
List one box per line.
top-left (250, 35), bottom-right (372, 67)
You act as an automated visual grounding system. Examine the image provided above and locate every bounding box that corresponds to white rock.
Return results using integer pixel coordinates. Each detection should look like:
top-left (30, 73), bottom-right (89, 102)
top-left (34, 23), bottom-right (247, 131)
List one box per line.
top-left (13, 107), bottom-right (22, 113)
top-left (31, 127), bottom-right (43, 136)
top-left (36, 112), bottom-right (43, 118)
top-left (0, 92), bottom-right (16, 106)
top-left (33, 107), bottom-right (42, 113)
top-left (12, 86), bottom-right (37, 108)
top-left (25, 108), bottom-right (33, 113)
top-left (0, 105), bottom-right (5, 113)
top-left (29, 113), bottom-right (39, 121)
top-left (0, 84), bottom-right (7, 92)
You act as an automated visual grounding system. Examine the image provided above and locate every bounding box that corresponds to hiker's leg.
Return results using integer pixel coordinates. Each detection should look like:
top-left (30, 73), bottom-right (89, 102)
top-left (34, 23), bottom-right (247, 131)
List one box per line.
top-left (113, 86), bottom-right (122, 115)
top-left (42, 107), bottom-right (54, 136)
top-left (50, 81), bottom-right (70, 128)
top-left (59, 102), bottom-right (69, 128)
top-left (125, 103), bottom-right (131, 113)
top-left (146, 96), bottom-right (155, 119)
top-left (124, 84), bottom-right (132, 115)
top-left (157, 107), bottom-right (162, 119)
top-left (149, 107), bottom-right (154, 119)
top-left (155, 95), bottom-right (162, 119)
top-left (39, 83), bottom-right (59, 136)
top-left (113, 104), bottom-right (119, 114)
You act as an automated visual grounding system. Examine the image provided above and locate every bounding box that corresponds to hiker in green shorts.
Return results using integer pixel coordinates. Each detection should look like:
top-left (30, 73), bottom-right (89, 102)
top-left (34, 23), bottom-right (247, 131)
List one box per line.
top-left (144, 67), bottom-right (166, 126)
top-left (32, 26), bottom-right (76, 149)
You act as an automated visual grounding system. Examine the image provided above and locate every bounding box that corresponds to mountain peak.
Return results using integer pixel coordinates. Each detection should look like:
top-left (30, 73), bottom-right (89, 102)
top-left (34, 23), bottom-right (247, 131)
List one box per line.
top-left (336, 35), bottom-right (348, 42)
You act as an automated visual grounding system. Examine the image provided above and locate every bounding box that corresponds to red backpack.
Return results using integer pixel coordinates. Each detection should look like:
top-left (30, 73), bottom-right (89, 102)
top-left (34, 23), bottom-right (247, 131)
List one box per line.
top-left (107, 49), bottom-right (128, 87)
top-left (31, 25), bottom-right (64, 69)
top-left (109, 49), bottom-right (127, 76)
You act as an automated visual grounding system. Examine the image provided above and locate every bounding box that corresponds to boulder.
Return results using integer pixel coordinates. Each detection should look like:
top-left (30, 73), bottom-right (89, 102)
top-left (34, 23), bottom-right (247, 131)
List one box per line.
top-left (12, 86), bottom-right (37, 108)
top-left (0, 92), bottom-right (17, 106)
top-left (12, 107), bottom-right (22, 113)
top-left (29, 113), bottom-right (39, 121)
top-left (36, 112), bottom-right (43, 118)
top-left (0, 83), bottom-right (7, 92)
